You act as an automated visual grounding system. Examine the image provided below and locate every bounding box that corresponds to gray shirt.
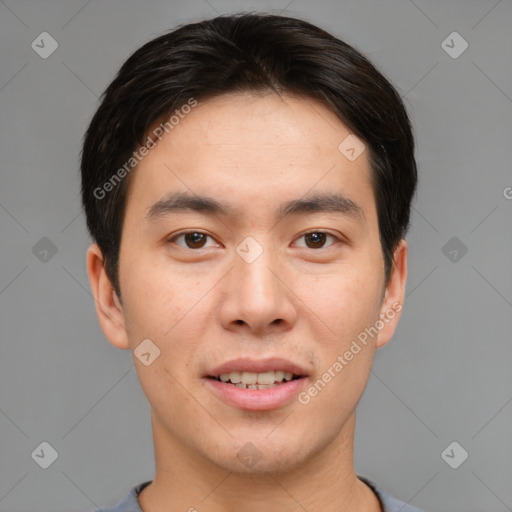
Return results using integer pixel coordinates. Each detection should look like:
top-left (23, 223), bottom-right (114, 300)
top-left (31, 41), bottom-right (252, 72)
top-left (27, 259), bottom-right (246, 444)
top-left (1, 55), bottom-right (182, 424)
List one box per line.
top-left (90, 476), bottom-right (425, 511)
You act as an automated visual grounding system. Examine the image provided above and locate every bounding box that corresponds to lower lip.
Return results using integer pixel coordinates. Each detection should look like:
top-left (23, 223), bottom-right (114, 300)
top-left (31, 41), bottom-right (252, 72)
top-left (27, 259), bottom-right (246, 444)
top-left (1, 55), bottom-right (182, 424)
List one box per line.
top-left (204, 377), bottom-right (309, 411)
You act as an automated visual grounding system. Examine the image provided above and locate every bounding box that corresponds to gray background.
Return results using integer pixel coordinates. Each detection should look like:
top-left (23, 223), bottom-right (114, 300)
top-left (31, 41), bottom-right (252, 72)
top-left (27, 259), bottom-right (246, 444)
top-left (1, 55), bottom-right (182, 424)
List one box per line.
top-left (0, 0), bottom-right (511, 511)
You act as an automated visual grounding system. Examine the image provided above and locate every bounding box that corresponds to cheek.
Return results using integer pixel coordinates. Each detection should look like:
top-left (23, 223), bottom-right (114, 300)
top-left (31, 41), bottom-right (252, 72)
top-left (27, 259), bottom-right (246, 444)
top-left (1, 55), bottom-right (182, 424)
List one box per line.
top-left (121, 261), bottom-right (214, 386)
top-left (304, 267), bottom-right (383, 408)
top-left (302, 278), bottom-right (379, 420)
top-left (301, 268), bottom-right (383, 342)
top-left (121, 256), bottom-right (201, 340)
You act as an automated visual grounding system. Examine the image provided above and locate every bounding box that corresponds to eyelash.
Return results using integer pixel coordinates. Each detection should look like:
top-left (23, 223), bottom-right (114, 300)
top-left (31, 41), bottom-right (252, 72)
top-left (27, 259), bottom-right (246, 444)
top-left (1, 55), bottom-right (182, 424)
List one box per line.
top-left (166, 230), bottom-right (342, 250)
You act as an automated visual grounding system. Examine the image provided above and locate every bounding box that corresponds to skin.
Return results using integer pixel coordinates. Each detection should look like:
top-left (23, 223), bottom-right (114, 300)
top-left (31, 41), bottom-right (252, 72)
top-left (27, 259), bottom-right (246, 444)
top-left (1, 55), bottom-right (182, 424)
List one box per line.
top-left (87, 91), bottom-right (407, 512)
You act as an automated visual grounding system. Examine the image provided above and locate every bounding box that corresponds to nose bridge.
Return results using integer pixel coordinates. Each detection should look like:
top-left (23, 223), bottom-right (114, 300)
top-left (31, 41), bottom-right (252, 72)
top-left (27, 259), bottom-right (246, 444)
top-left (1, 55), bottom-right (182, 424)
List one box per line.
top-left (235, 235), bottom-right (281, 304)
top-left (221, 234), bottom-right (296, 332)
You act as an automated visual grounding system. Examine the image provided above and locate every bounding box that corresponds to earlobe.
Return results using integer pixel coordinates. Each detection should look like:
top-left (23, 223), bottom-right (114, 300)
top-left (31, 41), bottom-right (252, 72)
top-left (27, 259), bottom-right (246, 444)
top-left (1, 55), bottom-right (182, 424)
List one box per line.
top-left (376, 239), bottom-right (408, 349)
top-left (86, 243), bottom-right (130, 350)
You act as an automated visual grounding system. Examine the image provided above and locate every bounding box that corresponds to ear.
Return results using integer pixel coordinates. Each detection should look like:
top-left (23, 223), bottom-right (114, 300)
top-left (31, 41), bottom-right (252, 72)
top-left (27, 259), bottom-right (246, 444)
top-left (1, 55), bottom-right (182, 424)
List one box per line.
top-left (375, 239), bottom-right (408, 349)
top-left (86, 243), bottom-right (130, 350)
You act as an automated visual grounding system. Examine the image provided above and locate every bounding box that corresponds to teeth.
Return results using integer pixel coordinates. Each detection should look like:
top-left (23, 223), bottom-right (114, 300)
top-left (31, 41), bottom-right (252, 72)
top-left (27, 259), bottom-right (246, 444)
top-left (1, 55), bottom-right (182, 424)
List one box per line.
top-left (216, 370), bottom-right (299, 385)
top-left (275, 370), bottom-right (285, 381)
top-left (230, 371), bottom-right (242, 383)
top-left (235, 382), bottom-right (279, 389)
top-left (256, 371), bottom-right (275, 385)
top-left (241, 372), bottom-right (258, 385)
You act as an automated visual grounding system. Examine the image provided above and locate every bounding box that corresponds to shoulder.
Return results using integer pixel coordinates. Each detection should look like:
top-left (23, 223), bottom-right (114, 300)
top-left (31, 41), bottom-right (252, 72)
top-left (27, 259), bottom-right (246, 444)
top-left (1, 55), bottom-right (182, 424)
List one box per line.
top-left (358, 475), bottom-right (427, 512)
top-left (88, 481), bottom-right (152, 512)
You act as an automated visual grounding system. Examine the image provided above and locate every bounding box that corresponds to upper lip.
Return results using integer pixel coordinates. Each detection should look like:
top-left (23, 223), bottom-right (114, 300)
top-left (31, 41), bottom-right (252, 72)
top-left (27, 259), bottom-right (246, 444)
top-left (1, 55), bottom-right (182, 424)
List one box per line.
top-left (206, 357), bottom-right (309, 378)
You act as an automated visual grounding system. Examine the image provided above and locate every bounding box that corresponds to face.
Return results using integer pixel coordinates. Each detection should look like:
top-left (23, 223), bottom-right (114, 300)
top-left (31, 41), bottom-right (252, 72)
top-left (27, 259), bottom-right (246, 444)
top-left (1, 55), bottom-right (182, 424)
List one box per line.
top-left (87, 91), bottom-right (407, 475)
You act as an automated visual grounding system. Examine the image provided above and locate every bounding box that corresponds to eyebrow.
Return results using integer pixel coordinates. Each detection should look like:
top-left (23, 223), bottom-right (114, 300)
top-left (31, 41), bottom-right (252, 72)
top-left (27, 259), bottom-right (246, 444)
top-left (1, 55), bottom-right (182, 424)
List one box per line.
top-left (145, 191), bottom-right (365, 224)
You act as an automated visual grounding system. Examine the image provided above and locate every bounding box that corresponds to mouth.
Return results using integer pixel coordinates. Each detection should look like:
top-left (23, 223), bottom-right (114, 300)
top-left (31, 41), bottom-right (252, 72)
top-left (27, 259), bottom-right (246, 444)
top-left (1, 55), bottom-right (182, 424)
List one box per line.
top-left (204, 358), bottom-right (310, 411)
top-left (207, 370), bottom-right (304, 390)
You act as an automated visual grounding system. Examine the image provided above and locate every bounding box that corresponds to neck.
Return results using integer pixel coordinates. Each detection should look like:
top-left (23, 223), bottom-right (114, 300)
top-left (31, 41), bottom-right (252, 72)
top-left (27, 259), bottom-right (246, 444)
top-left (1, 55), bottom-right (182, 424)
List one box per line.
top-left (138, 411), bottom-right (381, 512)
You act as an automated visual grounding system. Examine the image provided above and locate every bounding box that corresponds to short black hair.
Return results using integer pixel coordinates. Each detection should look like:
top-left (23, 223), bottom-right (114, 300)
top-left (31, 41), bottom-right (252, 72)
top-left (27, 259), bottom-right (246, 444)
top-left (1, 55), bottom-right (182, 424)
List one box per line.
top-left (81, 12), bottom-right (417, 299)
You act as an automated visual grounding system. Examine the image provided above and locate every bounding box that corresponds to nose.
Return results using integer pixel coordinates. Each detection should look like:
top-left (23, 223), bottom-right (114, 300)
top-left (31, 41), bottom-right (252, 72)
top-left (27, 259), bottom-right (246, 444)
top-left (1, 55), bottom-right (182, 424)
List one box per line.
top-left (218, 238), bottom-right (298, 336)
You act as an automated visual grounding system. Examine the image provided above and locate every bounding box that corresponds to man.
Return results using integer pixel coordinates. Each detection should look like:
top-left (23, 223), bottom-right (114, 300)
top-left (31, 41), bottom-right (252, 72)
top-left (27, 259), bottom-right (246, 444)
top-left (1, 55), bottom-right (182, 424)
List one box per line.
top-left (82, 13), bottom-right (423, 512)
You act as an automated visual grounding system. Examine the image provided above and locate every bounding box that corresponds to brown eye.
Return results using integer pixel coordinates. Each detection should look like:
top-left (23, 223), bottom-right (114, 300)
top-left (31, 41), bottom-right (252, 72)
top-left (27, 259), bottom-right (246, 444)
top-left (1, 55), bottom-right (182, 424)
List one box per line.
top-left (296, 231), bottom-right (338, 249)
top-left (304, 232), bottom-right (327, 248)
top-left (184, 232), bottom-right (207, 248)
top-left (169, 232), bottom-right (214, 249)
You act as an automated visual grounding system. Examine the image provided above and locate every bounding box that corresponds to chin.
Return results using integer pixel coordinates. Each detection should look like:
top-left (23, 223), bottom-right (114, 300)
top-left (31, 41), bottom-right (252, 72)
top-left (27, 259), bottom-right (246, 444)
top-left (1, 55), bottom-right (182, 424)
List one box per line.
top-left (217, 450), bottom-right (306, 476)
top-left (204, 435), bottom-right (311, 476)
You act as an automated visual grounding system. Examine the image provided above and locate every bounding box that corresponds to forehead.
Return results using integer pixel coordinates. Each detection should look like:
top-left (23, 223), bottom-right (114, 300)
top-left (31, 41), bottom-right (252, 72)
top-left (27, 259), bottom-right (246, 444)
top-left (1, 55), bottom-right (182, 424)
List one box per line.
top-left (158, 91), bottom-right (351, 156)
top-left (124, 91), bottom-right (374, 221)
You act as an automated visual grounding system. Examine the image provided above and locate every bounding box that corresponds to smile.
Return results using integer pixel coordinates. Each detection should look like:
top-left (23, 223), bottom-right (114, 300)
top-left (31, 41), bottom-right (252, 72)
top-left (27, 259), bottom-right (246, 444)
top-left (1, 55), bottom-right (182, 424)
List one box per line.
top-left (209, 370), bottom-right (302, 389)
